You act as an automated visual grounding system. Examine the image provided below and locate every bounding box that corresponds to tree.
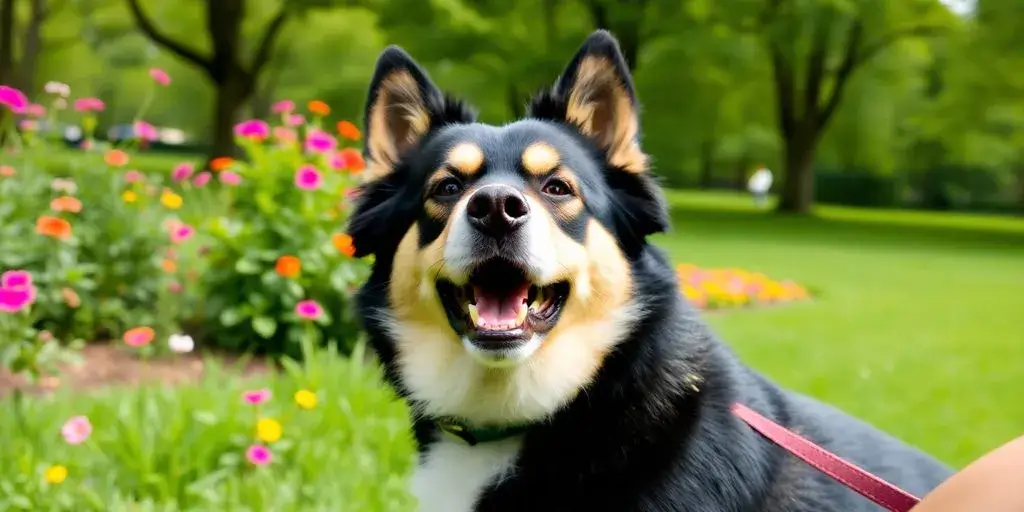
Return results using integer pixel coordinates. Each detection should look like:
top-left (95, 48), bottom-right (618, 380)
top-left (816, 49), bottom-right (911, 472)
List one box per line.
top-left (714, 0), bottom-right (954, 213)
top-left (125, 0), bottom-right (292, 161)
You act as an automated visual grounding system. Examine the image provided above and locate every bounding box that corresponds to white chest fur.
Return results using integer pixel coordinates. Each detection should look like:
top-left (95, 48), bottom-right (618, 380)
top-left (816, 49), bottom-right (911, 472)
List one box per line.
top-left (411, 436), bottom-right (522, 512)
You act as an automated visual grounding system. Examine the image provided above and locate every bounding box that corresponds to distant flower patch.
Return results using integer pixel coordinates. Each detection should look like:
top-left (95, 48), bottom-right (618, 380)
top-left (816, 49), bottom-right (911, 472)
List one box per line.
top-left (676, 263), bottom-right (811, 311)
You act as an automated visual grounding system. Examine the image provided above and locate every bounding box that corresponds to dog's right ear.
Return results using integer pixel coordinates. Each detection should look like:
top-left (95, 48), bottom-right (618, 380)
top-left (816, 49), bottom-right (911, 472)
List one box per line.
top-left (362, 45), bottom-right (475, 181)
top-left (350, 46), bottom-right (476, 258)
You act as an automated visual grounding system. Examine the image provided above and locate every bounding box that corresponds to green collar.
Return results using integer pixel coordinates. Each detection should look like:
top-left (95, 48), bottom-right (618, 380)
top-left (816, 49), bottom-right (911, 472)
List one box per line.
top-left (434, 418), bottom-right (532, 446)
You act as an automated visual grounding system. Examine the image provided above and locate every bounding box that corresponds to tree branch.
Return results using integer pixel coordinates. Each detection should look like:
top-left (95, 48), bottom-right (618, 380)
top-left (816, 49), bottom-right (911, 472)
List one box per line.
top-left (249, 7), bottom-right (289, 77)
top-left (770, 42), bottom-right (796, 138)
top-left (124, 0), bottom-right (213, 75)
top-left (854, 24), bottom-right (945, 68)
top-left (803, 10), bottom-right (833, 121)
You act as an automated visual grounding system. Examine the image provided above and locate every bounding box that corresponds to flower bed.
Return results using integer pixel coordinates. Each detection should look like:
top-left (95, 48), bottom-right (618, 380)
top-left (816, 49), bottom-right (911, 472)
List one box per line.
top-left (677, 263), bottom-right (811, 310)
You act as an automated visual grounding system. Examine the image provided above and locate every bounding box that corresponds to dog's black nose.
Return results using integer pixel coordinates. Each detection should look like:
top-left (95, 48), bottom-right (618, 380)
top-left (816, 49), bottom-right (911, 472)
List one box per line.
top-left (465, 185), bottom-right (530, 238)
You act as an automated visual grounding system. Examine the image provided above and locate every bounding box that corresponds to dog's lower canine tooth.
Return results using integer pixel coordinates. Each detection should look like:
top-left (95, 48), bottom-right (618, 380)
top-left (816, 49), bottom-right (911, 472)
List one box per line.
top-left (516, 304), bottom-right (528, 326)
top-left (468, 304), bottom-right (480, 326)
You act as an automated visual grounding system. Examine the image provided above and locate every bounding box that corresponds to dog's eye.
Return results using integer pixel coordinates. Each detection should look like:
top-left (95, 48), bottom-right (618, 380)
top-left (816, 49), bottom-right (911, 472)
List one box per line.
top-left (541, 179), bottom-right (572, 197)
top-left (432, 177), bottom-right (464, 199)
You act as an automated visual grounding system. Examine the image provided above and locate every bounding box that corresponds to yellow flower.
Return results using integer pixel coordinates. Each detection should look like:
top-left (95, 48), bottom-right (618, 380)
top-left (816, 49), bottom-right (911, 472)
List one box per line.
top-left (160, 189), bottom-right (183, 209)
top-left (294, 389), bottom-right (318, 409)
top-left (122, 190), bottom-right (138, 203)
top-left (256, 417), bottom-right (282, 443)
top-left (44, 465), bottom-right (68, 484)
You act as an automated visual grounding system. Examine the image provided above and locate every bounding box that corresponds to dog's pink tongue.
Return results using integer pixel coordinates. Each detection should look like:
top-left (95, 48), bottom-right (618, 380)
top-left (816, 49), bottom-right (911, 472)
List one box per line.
top-left (473, 283), bottom-right (529, 328)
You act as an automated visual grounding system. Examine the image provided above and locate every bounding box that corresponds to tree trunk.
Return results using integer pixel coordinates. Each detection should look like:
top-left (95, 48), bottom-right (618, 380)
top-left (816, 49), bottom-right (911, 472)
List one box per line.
top-left (698, 138), bottom-right (715, 189)
top-left (209, 75), bottom-right (250, 161)
top-left (776, 132), bottom-right (817, 214)
top-left (0, 0), bottom-right (14, 86)
top-left (733, 154), bottom-right (750, 191)
top-left (1016, 167), bottom-right (1024, 214)
top-left (16, 0), bottom-right (45, 94)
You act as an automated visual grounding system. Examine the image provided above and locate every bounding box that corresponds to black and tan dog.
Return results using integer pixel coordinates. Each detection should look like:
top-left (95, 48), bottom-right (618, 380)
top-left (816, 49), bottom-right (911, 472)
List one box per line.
top-left (347, 30), bottom-right (952, 512)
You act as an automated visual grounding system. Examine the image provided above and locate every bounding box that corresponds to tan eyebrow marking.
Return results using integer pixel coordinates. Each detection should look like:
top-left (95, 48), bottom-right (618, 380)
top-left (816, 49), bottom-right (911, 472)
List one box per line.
top-left (446, 142), bottom-right (485, 175)
top-left (522, 142), bottom-right (560, 175)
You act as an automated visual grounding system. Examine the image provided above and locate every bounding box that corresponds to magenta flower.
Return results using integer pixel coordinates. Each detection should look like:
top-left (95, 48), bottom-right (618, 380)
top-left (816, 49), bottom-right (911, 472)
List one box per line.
top-left (295, 299), bottom-right (324, 320)
top-left (149, 68), bottom-right (171, 86)
top-left (60, 416), bottom-right (93, 445)
top-left (0, 287), bottom-right (33, 313)
top-left (73, 97), bottom-right (105, 112)
top-left (219, 171), bottom-right (242, 186)
top-left (328, 152), bottom-right (346, 171)
top-left (243, 388), bottom-right (272, 405)
top-left (134, 121), bottom-right (159, 141)
top-left (192, 171), bottom-right (212, 188)
top-left (124, 170), bottom-right (144, 183)
top-left (25, 103), bottom-right (46, 117)
top-left (170, 224), bottom-right (195, 244)
top-left (171, 163), bottom-right (195, 182)
top-left (294, 165), bottom-right (322, 190)
top-left (2, 270), bottom-right (32, 289)
top-left (304, 129), bottom-right (337, 154)
top-left (234, 119), bottom-right (270, 141)
top-left (287, 114), bottom-right (305, 126)
top-left (246, 444), bottom-right (272, 466)
top-left (272, 100), bottom-right (294, 114)
top-left (0, 85), bottom-right (28, 113)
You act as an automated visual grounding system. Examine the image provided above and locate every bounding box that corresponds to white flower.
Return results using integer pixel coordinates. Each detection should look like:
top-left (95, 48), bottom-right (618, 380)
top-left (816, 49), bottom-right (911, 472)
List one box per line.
top-left (54, 98), bottom-right (67, 110)
top-left (44, 81), bottom-right (70, 97)
top-left (168, 334), bottom-right (194, 353)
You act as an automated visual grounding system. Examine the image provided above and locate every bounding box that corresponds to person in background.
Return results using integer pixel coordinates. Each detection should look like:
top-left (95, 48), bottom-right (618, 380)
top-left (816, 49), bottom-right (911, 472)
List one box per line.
top-left (747, 164), bottom-right (773, 208)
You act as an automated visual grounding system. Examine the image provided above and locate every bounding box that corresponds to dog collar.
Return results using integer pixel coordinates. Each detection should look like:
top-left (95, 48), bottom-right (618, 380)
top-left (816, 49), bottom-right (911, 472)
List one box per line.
top-left (435, 418), bottom-right (532, 446)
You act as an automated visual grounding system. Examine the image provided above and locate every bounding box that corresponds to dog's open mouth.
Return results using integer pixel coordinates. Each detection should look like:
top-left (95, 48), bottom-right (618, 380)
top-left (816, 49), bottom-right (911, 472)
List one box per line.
top-left (436, 260), bottom-right (569, 345)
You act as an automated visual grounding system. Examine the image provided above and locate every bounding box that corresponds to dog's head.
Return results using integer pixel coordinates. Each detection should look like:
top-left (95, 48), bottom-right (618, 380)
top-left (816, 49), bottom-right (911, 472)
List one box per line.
top-left (349, 30), bottom-right (670, 426)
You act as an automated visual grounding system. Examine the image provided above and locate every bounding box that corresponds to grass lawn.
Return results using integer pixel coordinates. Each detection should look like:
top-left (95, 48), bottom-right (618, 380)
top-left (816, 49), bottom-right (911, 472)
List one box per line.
top-left (2, 190), bottom-right (1021, 508)
top-left (655, 190), bottom-right (1024, 467)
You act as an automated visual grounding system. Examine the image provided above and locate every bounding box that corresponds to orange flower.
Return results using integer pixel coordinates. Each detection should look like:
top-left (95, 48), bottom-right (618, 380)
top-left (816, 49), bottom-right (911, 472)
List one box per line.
top-left (0, 165), bottom-right (15, 177)
top-left (308, 100), bottom-right (330, 116)
top-left (123, 326), bottom-right (155, 347)
top-left (332, 233), bottom-right (355, 257)
top-left (61, 287), bottom-right (81, 308)
top-left (275, 255), bottom-right (301, 278)
top-left (104, 149), bottom-right (130, 167)
top-left (161, 259), bottom-right (178, 273)
top-left (338, 148), bottom-right (365, 173)
top-left (50, 195), bottom-right (82, 213)
top-left (36, 216), bottom-right (72, 240)
top-left (210, 157), bottom-right (234, 171)
top-left (336, 120), bottom-right (361, 141)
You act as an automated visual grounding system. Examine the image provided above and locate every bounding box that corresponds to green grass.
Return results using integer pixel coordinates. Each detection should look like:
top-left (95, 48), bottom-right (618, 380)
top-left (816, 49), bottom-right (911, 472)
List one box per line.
top-left (654, 190), bottom-right (1024, 467)
top-left (2, 190), bottom-right (1022, 509)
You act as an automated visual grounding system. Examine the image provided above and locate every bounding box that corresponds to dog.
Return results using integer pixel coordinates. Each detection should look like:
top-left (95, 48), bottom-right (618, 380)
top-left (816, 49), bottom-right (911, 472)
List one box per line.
top-left (347, 30), bottom-right (953, 512)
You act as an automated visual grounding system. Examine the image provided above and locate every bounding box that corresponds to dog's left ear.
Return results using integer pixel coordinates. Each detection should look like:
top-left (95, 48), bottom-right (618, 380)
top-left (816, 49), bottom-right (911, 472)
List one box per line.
top-left (531, 30), bottom-right (669, 252)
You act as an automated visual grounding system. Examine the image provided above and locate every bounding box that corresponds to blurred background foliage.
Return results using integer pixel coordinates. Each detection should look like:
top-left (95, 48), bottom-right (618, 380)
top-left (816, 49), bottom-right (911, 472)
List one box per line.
top-left (1, 0), bottom-right (1022, 214)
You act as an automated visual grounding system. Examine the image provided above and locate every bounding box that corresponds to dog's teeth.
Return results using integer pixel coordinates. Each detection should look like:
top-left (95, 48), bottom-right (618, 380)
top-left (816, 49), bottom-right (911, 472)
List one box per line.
top-left (515, 304), bottom-right (528, 326)
top-left (530, 288), bottom-right (544, 312)
top-left (468, 304), bottom-right (480, 326)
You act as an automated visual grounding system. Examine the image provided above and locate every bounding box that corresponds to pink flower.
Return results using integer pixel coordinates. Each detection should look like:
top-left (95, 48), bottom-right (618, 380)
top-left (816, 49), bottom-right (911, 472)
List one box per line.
top-left (124, 170), bottom-right (144, 183)
top-left (295, 299), bottom-right (324, 320)
top-left (170, 224), bottom-right (195, 244)
top-left (273, 127), bottom-right (297, 144)
top-left (219, 171), bottom-right (242, 186)
top-left (304, 129), bottom-right (336, 154)
top-left (234, 119), bottom-right (270, 141)
top-left (192, 171), bottom-right (212, 188)
top-left (18, 119), bottom-right (38, 132)
top-left (246, 444), bottom-right (272, 466)
top-left (272, 100), bottom-right (294, 114)
top-left (134, 121), bottom-right (159, 141)
top-left (0, 85), bottom-right (28, 113)
top-left (294, 165), bottom-right (322, 190)
top-left (171, 163), bottom-right (194, 182)
top-left (25, 103), bottom-right (46, 117)
top-left (73, 97), bottom-right (105, 112)
top-left (0, 287), bottom-right (33, 313)
top-left (243, 389), bottom-right (272, 405)
top-left (328, 152), bottom-right (346, 171)
top-left (149, 68), bottom-right (171, 86)
top-left (287, 114), bottom-right (305, 126)
top-left (60, 416), bottom-right (93, 445)
top-left (123, 326), bottom-right (155, 347)
top-left (2, 270), bottom-right (32, 289)
top-left (169, 282), bottom-right (182, 293)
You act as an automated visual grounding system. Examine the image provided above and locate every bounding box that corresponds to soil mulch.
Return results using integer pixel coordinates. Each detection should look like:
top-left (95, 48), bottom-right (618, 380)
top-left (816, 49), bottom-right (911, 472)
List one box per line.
top-left (0, 343), bottom-right (273, 399)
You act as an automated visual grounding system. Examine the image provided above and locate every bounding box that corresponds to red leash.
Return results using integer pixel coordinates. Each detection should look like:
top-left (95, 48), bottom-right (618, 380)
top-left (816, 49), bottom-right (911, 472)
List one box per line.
top-left (732, 402), bottom-right (921, 512)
